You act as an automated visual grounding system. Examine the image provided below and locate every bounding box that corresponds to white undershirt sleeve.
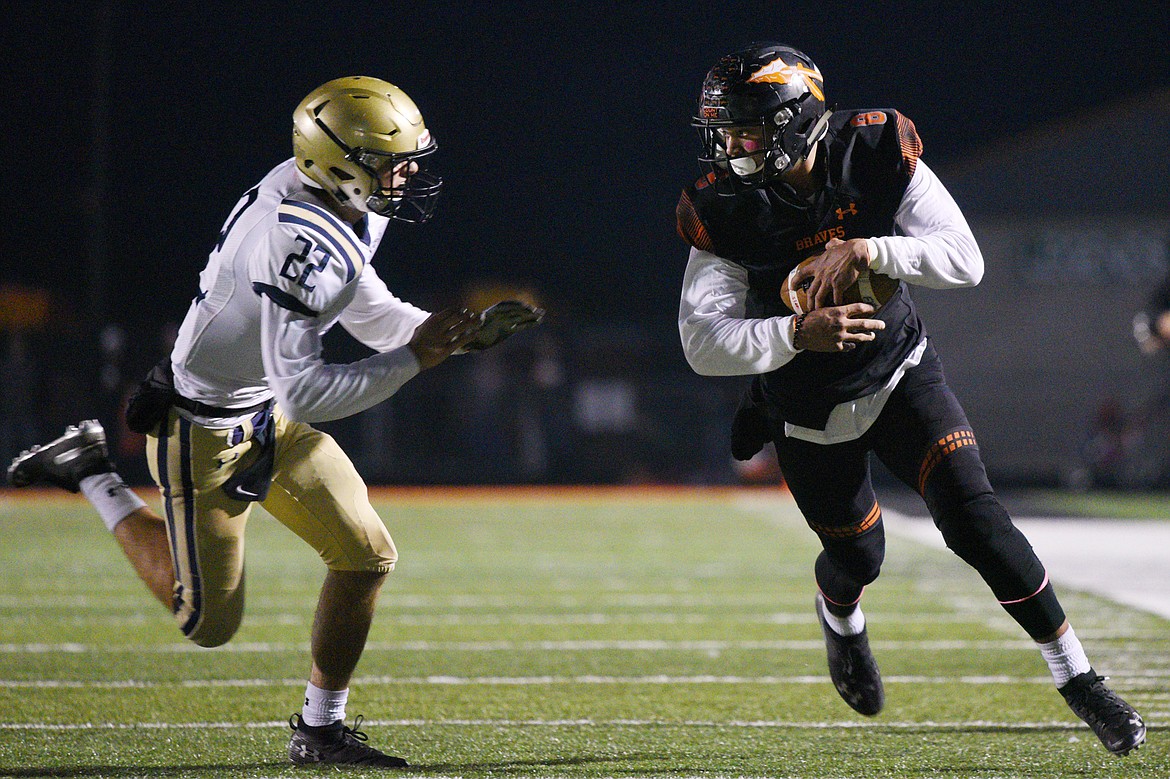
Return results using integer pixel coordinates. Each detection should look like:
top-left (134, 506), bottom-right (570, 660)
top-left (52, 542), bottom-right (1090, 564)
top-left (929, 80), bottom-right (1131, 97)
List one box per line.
top-left (678, 247), bottom-right (799, 376)
top-left (259, 299), bottom-right (421, 423)
top-left (865, 158), bottom-right (984, 289)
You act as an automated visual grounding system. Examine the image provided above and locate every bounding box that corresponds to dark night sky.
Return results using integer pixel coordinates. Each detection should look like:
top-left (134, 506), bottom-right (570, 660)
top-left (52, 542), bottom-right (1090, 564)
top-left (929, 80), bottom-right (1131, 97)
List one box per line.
top-left (7, 1), bottom-right (1169, 351)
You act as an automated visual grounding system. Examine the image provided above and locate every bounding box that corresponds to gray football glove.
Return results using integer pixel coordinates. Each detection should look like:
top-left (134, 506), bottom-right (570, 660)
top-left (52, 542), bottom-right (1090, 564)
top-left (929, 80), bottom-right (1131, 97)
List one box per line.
top-left (464, 300), bottom-right (544, 351)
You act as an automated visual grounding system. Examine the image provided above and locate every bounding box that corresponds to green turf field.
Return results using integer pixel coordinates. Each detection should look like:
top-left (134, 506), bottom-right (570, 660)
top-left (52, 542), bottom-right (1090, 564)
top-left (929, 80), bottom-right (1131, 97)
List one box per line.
top-left (0, 488), bottom-right (1165, 778)
top-left (1016, 489), bottom-right (1170, 520)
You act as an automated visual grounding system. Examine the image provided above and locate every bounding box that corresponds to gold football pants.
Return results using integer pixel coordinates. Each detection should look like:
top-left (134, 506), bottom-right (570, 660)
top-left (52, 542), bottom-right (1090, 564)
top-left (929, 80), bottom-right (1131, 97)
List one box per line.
top-left (146, 406), bottom-right (396, 647)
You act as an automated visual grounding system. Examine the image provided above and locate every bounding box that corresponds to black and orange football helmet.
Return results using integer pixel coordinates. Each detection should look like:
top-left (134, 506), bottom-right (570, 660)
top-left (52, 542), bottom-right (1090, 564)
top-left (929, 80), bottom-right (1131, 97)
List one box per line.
top-left (692, 42), bottom-right (832, 195)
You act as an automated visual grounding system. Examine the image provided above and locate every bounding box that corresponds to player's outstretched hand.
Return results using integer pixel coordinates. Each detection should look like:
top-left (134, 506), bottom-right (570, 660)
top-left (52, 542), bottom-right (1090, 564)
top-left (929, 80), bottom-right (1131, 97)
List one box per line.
top-left (795, 302), bottom-right (885, 353)
top-left (463, 300), bottom-right (544, 352)
top-left (408, 308), bottom-right (483, 370)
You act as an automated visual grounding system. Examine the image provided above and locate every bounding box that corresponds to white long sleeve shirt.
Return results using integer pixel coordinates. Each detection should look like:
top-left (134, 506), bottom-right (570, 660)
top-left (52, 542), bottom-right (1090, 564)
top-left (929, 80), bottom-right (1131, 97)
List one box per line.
top-left (678, 158), bottom-right (983, 443)
top-left (171, 158), bottom-right (430, 426)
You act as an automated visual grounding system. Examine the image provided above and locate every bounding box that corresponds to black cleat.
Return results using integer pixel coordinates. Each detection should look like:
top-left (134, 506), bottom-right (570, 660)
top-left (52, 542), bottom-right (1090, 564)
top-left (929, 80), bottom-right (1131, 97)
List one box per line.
top-left (7, 420), bottom-right (114, 493)
top-left (816, 593), bottom-right (884, 716)
top-left (288, 713), bottom-right (408, 768)
top-left (1059, 670), bottom-right (1146, 756)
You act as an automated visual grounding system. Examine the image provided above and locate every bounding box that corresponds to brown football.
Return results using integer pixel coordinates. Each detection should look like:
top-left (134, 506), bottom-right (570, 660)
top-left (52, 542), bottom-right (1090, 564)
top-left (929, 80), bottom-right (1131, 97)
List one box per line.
top-left (778, 257), bottom-right (900, 315)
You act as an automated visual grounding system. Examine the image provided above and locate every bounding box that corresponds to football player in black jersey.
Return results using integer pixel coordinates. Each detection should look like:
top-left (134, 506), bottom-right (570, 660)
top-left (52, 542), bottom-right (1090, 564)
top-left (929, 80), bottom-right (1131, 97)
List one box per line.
top-left (677, 42), bottom-right (1145, 756)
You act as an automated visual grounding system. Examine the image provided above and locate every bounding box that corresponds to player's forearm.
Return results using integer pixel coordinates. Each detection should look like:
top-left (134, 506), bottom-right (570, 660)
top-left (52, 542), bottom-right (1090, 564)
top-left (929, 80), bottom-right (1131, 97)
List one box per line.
top-left (340, 275), bottom-right (431, 353)
top-left (866, 229), bottom-right (983, 289)
top-left (867, 158), bottom-right (984, 289)
top-left (679, 313), bottom-right (799, 375)
top-left (268, 347), bottom-right (421, 423)
top-left (260, 305), bottom-right (422, 423)
top-left (679, 247), bottom-right (800, 375)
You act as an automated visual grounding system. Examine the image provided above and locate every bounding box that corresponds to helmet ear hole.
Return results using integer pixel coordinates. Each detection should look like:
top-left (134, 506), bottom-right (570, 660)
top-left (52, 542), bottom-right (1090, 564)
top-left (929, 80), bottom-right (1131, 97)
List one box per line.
top-left (330, 167), bottom-right (355, 181)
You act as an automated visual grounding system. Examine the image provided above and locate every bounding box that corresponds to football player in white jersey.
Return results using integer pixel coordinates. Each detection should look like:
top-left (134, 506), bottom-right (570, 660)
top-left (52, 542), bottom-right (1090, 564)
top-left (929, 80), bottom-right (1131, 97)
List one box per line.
top-left (8, 76), bottom-right (540, 768)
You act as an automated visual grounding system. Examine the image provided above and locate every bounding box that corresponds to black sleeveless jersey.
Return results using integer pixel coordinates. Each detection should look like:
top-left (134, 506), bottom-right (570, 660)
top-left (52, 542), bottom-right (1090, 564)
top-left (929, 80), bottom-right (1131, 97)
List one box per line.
top-left (677, 109), bottom-right (929, 430)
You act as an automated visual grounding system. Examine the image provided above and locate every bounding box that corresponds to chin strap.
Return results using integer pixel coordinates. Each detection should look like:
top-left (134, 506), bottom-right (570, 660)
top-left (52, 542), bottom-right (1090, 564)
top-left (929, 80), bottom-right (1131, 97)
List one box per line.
top-left (805, 108), bottom-right (834, 148)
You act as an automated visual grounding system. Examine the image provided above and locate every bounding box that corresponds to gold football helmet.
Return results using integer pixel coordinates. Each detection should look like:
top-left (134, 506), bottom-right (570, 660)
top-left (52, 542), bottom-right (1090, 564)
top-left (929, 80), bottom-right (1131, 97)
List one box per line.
top-left (293, 76), bottom-right (442, 222)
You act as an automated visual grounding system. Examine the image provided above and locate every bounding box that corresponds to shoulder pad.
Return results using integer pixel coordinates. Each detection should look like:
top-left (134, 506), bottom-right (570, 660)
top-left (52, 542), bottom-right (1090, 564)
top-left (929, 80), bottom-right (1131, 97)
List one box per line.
top-left (893, 111), bottom-right (922, 178)
top-left (835, 109), bottom-right (922, 179)
top-left (250, 202), bottom-right (367, 317)
top-left (676, 188), bottom-right (714, 251)
top-left (276, 199), bottom-right (368, 282)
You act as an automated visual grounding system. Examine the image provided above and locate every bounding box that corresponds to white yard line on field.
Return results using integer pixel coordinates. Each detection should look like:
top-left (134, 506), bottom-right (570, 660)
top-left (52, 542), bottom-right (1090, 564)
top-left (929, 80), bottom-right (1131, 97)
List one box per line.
top-left (0, 602), bottom-right (1052, 628)
top-left (0, 674), bottom-right (1063, 689)
top-left (0, 638), bottom-right (1059, 653)
top-left (0, 717), bottom-right (1097, 731)
top-left (7, 671), bottom-right (1169, 690)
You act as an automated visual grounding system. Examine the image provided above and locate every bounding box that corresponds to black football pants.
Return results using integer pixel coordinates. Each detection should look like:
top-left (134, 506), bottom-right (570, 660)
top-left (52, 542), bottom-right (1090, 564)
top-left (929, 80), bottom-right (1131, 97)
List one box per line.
top-left (770, 343), bottom-right (1066, 640)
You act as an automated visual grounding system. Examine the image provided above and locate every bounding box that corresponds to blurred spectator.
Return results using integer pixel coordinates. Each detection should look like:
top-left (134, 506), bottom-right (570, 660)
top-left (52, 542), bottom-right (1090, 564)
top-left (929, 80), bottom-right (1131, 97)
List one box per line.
top-left (1132, 267), bottom-right (1170, 360)
top-left (514, 329), bottom-right (571, 482)
top-left (1073, 397), bottom-right (1138, 490)
top-left (460, 342), bottom-right (511, 483)
top-left (568, 327), bottom-right (656, 484)
top-left (0, 331), bottom-right (42, 465)
top-left (1078, 260), bottom-right (1170, 490)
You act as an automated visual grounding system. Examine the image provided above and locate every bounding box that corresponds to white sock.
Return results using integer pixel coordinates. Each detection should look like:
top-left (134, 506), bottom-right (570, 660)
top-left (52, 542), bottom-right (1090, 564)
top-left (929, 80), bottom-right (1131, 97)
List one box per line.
top-left (821, 598), bottom-right (866, 637)
top-left (79, 473), bottom-right (147, 532)
top-left (1039, 626), bottom-right (1091, 687)
top-left (302, 682), bottom-right (348, 726)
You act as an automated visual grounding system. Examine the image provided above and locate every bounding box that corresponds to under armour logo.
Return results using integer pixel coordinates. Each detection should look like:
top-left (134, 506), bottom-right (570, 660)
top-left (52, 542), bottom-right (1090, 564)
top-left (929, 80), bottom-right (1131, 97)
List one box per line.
top-left (836, 203), bottom-right (857, 220)
top-left (106, 482), bottom-right (130, 497)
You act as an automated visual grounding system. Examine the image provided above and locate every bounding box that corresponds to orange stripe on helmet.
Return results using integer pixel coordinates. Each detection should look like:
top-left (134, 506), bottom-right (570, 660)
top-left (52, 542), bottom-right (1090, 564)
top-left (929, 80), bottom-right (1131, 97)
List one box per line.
top-left (747, 58), bottom-right (825, 102)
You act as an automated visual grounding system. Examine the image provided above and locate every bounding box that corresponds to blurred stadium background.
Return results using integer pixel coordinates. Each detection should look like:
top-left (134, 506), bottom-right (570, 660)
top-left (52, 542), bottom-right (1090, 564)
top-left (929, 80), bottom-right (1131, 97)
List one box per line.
top-left (3, 7), bottom-right (1169, 775)
top-left (2, 2), bottom-right (1169, 492)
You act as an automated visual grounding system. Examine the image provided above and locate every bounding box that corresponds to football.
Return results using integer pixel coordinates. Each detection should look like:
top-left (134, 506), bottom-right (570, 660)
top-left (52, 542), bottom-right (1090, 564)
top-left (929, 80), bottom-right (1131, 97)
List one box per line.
top-left (778, 257), bottom-right (899, 315)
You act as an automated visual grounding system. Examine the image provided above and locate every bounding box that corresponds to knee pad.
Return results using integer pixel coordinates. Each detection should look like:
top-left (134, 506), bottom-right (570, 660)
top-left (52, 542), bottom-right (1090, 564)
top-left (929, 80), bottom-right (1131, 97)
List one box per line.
top-left (934, 493), bottom-right (1014, 563)
top-left (824, 526), bottom-right (885, 586)
top-left (176, 581), bottom-right (246, 648)
top-left (935, 493), bottom-right (1052, 603)
top-left (933, 493), bottom-right (1032, 575)
top-left (815, 524), bottom-right (885, 605)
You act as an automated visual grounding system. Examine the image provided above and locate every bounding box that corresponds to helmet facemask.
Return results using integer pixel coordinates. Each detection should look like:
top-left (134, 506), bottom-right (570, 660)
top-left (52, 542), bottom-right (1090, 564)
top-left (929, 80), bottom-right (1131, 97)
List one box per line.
top-left (695, 94), bottom-right (829, 196)
top-left (347, 143), bottom-right (442, 223)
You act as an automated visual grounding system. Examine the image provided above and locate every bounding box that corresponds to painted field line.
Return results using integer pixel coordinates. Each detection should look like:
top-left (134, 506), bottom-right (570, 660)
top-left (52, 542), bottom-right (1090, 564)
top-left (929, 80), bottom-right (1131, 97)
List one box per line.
top-left (4, 638), bottom-right (1168, 655)
top-left (0, 638), bottom-right (1052, 654)
top-left (6, 672), bottom-right (1168, 690)
top-left (0, 718), bottom-right (1098, 732)
top-left (4, 484), bottom-right (790, 507)
top-left (0, 601), bottom-right (1025, 628)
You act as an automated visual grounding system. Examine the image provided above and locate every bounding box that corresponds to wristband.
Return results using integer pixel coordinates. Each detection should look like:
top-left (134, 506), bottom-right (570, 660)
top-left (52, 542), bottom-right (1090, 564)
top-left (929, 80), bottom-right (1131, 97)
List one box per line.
top-left (792, 312), bottom-right (809, 351)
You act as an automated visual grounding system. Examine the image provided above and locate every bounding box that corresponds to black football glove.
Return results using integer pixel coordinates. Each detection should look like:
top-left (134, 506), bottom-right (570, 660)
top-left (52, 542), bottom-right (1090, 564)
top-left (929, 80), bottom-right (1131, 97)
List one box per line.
top-left (463, 300), bottom-right (544, 351)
